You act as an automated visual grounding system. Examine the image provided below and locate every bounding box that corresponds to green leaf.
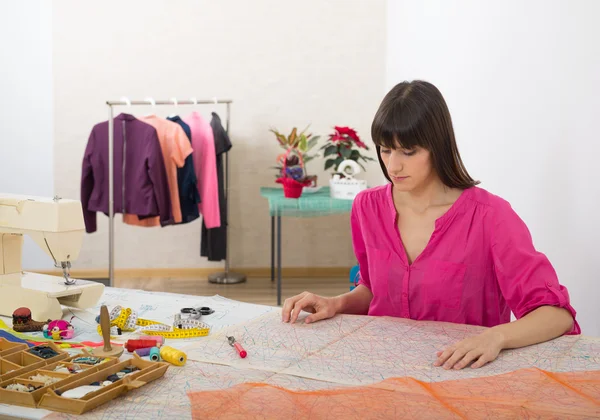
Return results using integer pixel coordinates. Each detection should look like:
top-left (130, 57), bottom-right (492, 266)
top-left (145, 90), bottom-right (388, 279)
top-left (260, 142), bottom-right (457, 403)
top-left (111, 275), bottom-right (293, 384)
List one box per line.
top-left (340, 147), bottom-right (352, 159)
top-left (304, 154), bottom-right (317, 163)
top-left (324, 159), bottom-right (337, 170)
top-left (334, 156), bottom-right (344, 166)
top-left (298, 135), bottom-right (307, 152)
top-left (307, 136), bottom-right (320, 150)
top-left (324, 145), bottom-right (338, 157)
top-left (270, 129), bottom-right (287, 145)
top-left (299, 123), bottom-right (311, 136)
top-left (350, 150), bottom-right (360, 160)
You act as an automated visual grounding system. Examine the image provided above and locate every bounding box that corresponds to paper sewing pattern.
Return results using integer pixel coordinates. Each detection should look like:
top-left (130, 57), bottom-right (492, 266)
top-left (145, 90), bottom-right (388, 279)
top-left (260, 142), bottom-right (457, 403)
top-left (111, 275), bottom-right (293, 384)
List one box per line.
top-left (178, 311), bottom-right (600, 385)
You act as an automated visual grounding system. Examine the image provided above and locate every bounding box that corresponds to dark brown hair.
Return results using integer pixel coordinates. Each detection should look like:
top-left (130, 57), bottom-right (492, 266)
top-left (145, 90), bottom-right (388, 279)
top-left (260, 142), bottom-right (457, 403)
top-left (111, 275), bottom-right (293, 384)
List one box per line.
top-left (371, 80), bottom-right (479, 189)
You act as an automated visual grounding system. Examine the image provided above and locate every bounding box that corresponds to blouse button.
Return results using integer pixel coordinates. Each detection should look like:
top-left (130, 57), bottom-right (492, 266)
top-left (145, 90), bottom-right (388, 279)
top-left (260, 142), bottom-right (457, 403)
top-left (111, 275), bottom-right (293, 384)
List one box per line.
top-left (546, 281), bottom-right (553, 288)
top-left (402, 293), bottom-right (408, 298)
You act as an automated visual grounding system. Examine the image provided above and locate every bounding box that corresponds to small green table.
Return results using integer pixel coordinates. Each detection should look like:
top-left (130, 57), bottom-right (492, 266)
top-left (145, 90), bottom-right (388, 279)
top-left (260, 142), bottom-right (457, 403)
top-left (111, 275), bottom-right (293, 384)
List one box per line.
top-left (260, 187), bottom-right (354, 305)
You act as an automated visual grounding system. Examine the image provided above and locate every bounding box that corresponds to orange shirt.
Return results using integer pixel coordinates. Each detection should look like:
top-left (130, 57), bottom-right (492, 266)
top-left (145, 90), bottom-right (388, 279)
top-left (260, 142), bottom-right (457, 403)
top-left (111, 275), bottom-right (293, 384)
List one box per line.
top-left (123, 115), bottom-right (192, 226)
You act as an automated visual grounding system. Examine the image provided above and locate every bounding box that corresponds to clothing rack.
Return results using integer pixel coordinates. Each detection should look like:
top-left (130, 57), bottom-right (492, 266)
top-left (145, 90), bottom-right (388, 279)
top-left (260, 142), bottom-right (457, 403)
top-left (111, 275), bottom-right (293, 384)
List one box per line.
top-left (105, 97), bottom-right (246, 287)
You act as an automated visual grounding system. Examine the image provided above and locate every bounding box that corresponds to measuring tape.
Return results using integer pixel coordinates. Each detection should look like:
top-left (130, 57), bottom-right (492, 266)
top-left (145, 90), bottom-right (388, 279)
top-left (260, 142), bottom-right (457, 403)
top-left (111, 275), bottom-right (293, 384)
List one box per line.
top-left (97, 306), bottom-right (210, 339)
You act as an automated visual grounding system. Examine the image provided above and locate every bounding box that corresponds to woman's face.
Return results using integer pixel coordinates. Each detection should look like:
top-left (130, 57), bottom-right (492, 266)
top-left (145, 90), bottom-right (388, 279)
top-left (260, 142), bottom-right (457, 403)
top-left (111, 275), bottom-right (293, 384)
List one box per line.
top-left (379, 144), bottom-right (435, 192)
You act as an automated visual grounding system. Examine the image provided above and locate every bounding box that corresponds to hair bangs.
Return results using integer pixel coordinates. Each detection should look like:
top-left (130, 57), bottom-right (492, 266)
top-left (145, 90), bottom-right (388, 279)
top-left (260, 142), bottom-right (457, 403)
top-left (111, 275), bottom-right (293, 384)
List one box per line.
top-left (371, 100), bottom-right (429, 151)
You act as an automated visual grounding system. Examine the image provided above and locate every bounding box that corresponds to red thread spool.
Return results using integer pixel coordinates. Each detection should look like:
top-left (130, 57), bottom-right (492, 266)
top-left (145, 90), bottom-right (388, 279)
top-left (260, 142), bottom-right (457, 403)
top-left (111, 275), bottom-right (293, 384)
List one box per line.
top-left (125, 339), bottom-right (157, 353)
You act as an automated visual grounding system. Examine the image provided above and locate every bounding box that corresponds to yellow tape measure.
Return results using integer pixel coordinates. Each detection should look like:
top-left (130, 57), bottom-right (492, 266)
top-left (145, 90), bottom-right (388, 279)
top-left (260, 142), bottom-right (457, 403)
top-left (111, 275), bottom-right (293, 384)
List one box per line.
top-left (97, 306), bottom-right (210, 339)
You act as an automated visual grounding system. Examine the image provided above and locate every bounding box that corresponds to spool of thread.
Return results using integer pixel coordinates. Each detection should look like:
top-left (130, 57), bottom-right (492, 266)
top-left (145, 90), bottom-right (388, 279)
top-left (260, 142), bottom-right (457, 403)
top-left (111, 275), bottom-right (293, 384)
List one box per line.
top-left (149, 347), bottom-right (160, 362)
top-left (139, 335), bottom-right (164, 347)
top-left (134, 347), bottom-right (153, 357)
top-left (125, 339), bottom-right (157, 353)
top-left (159, 346), bottom-right (186, 366)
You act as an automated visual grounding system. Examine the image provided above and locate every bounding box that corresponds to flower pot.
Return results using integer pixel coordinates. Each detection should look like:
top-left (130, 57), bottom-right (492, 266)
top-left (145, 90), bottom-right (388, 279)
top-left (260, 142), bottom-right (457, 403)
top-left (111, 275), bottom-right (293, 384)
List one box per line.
top-left (276, 177), bottom-right (310, 199)
top-left (283, 184), bottom-right (304, 198)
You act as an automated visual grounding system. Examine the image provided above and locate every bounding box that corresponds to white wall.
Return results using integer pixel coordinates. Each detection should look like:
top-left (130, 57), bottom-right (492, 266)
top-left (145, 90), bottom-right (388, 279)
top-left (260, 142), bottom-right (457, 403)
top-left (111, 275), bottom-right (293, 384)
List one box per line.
top-left (0, 1), bottom-right (54, 269)
top-left (52, 0), bottom-right (386, 271)
top-left (387, 0), bottom-right (600, 335)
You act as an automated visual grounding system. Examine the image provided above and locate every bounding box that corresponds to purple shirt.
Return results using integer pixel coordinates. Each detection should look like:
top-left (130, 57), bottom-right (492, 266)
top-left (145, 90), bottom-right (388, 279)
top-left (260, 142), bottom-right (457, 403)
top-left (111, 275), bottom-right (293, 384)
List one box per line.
top-left (352, 183), bottom-right (580, 334)
top-left (81, 113), bottom-right (173, 233)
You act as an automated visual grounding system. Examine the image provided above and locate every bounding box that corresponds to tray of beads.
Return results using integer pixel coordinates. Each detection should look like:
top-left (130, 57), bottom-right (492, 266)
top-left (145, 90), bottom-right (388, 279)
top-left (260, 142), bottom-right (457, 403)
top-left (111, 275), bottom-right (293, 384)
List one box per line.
top-left (37, 353), bottom-right (169, 415)
top-left (0, 342), bottom-right (69, 383)
top-left (0, 354), bottom-right (118, 408)
top-left (0, 338), bottom-right (28, 358)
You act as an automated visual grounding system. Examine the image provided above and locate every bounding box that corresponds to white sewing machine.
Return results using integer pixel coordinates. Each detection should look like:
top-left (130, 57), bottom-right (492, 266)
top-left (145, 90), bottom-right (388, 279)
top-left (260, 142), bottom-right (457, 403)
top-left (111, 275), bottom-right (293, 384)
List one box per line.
top-left (0, 194), bottom-right (104, 321)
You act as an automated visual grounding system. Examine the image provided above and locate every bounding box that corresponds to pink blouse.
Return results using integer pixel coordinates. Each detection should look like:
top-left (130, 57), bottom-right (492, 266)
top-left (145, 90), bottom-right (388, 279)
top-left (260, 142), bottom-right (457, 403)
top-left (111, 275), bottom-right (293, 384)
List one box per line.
top-left (352, 184), bottom-right (580, 334)
top-left (184, 112), bottom-right (220, 229)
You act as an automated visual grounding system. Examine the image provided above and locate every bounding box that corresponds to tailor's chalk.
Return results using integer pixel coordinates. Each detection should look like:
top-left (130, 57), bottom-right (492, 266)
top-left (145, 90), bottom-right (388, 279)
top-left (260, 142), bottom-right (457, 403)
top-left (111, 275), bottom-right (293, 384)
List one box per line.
top-left (134, 347), bottom-right (152, 357)
top-left (149, 346), bottom-right (160, 361)
top-left (226, 335), bottom-right (247, 358)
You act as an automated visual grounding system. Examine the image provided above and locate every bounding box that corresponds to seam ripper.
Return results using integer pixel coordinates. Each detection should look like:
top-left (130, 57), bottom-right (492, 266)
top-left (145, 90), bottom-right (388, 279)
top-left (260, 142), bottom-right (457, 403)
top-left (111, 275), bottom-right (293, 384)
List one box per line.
top-left (226, 335), bottom-right (247, 358)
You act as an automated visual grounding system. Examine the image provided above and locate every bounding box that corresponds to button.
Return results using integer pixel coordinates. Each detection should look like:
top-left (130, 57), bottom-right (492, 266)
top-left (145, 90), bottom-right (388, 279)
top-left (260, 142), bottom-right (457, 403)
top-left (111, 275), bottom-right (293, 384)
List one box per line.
top-left (546, 281), bottom-right (553, 288)
top-left (402, 293), bottom-right (408, 298)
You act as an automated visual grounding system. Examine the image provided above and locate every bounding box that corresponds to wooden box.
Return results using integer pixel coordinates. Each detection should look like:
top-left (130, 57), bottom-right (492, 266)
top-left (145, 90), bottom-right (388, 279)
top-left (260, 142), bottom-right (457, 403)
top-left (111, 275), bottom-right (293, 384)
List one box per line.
top-left (0, 344), bottom-right (168, 416)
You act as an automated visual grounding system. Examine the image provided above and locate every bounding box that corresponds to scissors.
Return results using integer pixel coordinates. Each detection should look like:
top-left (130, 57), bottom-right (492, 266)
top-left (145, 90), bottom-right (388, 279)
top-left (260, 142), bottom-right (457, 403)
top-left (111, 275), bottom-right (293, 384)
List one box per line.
top-left (180, 307), bottom-right (214, 320)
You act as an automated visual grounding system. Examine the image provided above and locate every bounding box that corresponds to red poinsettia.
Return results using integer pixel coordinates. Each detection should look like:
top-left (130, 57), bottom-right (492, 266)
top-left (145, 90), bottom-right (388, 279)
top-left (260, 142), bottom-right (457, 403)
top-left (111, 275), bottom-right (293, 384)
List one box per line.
top-left (328, 126), bottom-right (366, 148)
top-left (321, 126), bottom-right (375, 172)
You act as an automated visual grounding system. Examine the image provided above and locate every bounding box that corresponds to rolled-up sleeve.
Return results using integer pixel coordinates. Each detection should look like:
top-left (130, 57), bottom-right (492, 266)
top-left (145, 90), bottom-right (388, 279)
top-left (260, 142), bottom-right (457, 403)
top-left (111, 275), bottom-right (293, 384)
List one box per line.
top-left (351, 193), bottom-right (371, 291)
top-left (491, 204), bottom-right (580, 334)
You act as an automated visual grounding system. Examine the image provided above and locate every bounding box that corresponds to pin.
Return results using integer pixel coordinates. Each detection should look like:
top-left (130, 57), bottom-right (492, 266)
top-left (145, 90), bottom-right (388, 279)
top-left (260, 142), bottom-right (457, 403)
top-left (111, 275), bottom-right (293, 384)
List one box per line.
top-left (226, 335), bottom-right (247, 358)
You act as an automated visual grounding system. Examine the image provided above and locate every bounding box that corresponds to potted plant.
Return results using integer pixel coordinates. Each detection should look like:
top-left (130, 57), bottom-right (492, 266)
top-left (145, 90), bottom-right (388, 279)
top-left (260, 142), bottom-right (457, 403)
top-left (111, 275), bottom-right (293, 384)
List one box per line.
top-left (321, 126), bottom-right (373, 199)
top-left (270, 126), bottom-right (320, 198)
top-left (320, 126), bottom-right (375, 174)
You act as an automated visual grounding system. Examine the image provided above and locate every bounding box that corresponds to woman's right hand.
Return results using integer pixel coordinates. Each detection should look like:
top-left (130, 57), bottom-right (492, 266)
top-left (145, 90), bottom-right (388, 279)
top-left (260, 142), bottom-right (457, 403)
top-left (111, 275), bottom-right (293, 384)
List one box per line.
top-left (281, 291), bottom-right (339, 324)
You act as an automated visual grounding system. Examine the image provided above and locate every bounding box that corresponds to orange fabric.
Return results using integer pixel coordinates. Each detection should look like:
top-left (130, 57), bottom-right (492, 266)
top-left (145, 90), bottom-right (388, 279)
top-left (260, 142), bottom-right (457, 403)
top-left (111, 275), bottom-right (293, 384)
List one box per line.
top-left (188, 368), bottom-right (600, 419)
top-left (123, 116), bottom-right (192, 226)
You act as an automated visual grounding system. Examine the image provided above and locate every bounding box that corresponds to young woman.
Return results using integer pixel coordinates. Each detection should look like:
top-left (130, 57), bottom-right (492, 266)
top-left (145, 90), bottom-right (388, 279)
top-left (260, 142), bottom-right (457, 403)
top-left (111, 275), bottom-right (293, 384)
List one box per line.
top-left (281, 80), bottom-right (579, 370)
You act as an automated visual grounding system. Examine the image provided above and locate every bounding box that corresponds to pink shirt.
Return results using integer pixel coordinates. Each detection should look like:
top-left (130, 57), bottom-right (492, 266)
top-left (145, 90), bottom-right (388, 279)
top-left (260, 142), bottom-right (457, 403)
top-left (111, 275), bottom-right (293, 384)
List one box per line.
top-left (352, 184), bottom-right (580, 334)
top-left (184, 112), bottom-right (220, 229)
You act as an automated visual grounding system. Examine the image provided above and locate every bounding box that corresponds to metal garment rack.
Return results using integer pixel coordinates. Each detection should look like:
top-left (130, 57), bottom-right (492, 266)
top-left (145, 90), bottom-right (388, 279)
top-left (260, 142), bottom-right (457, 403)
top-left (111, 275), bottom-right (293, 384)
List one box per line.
top-left (105, 97), bottom-right (246, 287)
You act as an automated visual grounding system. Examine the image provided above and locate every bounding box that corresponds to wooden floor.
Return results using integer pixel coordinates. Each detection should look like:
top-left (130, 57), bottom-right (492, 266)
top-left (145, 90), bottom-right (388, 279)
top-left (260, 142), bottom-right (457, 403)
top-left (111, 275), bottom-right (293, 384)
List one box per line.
top-left (115, 276), bottom-right (350, 307)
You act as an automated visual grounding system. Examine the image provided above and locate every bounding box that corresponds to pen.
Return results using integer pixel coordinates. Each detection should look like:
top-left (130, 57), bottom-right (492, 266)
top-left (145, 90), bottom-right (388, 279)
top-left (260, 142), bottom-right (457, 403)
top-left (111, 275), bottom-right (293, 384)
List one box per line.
top-left (226, 335), bottom-right (247, 358)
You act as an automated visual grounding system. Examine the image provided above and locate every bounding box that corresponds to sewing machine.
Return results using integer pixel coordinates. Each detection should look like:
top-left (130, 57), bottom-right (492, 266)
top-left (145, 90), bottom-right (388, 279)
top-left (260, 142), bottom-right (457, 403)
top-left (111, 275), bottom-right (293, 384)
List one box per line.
top-left (0, 194), bottom-right (104, 321)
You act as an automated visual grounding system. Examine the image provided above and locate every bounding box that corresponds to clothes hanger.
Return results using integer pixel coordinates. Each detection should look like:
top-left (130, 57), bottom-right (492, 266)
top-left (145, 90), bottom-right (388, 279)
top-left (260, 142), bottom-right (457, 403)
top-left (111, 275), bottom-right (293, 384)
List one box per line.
top-left (143, 97), bottom-right (156, 117)
top-left (168, 97), bottom-right (178, 119)
top-left (212, 97), bottom-right (218, 115)
top-left (120, 96), bottom-right (131, 114)
top-left (188, 97), bottom-right (198, 119)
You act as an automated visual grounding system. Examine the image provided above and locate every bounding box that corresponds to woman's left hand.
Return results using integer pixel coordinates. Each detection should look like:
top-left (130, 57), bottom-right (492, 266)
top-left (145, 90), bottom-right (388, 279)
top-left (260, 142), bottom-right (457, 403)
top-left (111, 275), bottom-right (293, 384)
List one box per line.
top-left (434, 328), bottom-right (505, 370)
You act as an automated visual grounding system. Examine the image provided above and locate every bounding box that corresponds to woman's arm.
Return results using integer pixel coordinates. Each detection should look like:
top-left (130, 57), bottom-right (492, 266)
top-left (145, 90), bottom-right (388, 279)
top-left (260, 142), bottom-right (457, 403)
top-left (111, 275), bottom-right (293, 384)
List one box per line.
top-left (493, 305), bottom-right (574, 349)
top-left (436, 305), bottom-right (574, 370)
top-left (333, 285), bottom-right (373, 315)
top-left (436, 199), bottom-right (579, 370)
top-left (282, 285), bottom-right (373, 324)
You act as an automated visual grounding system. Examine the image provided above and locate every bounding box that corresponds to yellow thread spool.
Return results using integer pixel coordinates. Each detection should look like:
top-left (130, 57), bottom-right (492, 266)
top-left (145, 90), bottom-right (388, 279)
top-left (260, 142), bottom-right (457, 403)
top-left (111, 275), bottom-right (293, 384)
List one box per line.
top-left (159, 346), bottom-right (187, 366)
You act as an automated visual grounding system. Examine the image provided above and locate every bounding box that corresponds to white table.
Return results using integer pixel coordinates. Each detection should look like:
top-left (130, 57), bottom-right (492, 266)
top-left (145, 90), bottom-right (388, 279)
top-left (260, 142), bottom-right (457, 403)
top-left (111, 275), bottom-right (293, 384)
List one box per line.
top-left (2, 287), bottom-right (599, 419)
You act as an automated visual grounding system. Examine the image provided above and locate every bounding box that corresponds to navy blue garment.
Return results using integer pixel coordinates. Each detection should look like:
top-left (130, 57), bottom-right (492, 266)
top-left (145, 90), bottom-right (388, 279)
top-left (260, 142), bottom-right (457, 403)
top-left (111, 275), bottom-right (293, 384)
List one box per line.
top-left (167, 116), bottom-right (201, 224)
top-left (201, 113), bottom-right (232, 261)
